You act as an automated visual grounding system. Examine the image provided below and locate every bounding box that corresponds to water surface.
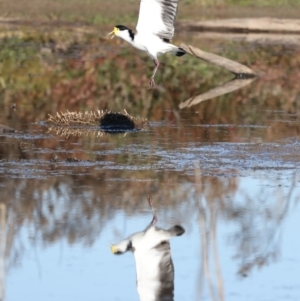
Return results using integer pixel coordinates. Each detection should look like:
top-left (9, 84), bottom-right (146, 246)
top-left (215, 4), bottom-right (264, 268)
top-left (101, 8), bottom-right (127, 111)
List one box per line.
top-left (0, 28), bottom-right (300, 301)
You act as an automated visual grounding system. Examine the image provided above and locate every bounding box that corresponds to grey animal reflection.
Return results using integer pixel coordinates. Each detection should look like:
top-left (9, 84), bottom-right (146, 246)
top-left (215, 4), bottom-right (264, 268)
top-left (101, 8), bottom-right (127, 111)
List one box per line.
top-left (111, 196), bottom-right (185, 301)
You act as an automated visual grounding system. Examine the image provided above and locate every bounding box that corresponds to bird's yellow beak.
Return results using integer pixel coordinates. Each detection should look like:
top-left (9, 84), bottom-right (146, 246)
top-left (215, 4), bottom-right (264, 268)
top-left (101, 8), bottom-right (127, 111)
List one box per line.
top-left (111, 245), bottom-right (117, 254)
top-left (109, 27), bottom-right (118, 39)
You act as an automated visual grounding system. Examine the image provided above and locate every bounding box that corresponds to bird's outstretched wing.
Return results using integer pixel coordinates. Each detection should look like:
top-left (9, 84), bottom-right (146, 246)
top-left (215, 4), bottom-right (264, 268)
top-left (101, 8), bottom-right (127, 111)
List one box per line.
top-left (136, 0), bottom-right (179, 41)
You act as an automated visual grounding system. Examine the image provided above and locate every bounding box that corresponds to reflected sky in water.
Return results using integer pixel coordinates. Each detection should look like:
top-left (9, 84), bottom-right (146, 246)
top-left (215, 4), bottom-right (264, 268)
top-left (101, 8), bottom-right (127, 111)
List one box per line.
top-left (4, 175), bottom-right (300, 301)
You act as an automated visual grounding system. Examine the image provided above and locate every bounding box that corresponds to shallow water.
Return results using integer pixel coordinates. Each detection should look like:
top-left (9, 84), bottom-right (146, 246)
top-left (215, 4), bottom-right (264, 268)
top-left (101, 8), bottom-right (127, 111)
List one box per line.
top-left (0, 30), bottom-right (300, 301)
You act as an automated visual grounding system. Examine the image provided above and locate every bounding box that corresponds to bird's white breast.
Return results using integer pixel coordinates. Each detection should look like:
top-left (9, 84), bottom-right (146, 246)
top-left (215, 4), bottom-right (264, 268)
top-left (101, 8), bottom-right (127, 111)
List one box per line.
top-left (134, 33), bottom-right (174, 58)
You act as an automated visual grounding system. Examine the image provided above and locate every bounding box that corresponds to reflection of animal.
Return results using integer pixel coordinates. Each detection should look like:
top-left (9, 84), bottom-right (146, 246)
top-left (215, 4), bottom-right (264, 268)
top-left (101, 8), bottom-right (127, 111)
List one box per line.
top-left (111, 195), bottom-right (185, 301)
top-left (109, 0), bottom-right (186, 88)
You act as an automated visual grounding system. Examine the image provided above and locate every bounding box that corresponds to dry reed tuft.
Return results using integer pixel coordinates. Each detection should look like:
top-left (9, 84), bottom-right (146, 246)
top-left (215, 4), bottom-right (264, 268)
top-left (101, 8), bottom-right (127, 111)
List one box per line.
top-left (47, 126), bottom-right (106, 138)
top-left (46, 109), bottom-right (149, 134)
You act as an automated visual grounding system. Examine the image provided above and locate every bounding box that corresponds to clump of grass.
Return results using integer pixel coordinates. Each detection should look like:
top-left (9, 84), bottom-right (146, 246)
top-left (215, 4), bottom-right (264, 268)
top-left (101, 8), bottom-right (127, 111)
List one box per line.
top-left (46, 109), bottom-right (149, 132)
top-left (47, 126), bottom-right (105, 138)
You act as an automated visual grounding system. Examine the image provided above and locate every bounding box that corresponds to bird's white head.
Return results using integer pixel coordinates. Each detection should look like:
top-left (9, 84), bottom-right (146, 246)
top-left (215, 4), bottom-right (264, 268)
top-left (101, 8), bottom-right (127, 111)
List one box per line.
top-left (109, 25), bottom-right (135, 42)
top-left (110, 238), bottom-right (133, 255)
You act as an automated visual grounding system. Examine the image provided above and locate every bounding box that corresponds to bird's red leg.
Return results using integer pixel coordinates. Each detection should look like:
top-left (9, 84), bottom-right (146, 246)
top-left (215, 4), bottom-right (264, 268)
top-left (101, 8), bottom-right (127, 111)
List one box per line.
top-left (148, 194), bottom-right (157, 225)
top-left (149, 58), bottom-right (159, 89)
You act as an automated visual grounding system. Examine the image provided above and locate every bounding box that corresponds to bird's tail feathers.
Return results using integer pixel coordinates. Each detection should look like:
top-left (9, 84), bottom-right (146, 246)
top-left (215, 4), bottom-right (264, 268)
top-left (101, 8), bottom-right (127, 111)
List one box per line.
top-left (167, 225), bottom-right (185, 237)
top-left (173, 47), bottom-right (187, 57)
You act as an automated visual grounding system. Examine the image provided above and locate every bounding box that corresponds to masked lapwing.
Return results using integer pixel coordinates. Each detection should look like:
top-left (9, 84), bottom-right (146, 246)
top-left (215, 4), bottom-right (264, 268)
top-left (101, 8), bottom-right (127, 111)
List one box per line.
top-left (109, 0), bottom-right (186, 88)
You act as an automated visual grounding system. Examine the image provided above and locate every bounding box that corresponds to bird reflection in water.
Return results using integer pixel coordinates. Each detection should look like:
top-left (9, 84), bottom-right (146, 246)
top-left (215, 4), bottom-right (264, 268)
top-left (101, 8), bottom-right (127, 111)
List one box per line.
top-left (111, 195), bottom-right (185, 301)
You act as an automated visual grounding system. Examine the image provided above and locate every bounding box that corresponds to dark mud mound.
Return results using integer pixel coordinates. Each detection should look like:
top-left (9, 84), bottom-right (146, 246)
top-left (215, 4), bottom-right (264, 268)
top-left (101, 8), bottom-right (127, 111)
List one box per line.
top-left (100, 112), bottom-right (138, 131)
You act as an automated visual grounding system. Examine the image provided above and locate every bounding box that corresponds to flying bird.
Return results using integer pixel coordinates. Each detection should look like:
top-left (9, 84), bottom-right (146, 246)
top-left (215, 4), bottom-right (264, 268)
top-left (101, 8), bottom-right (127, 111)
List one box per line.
top-left (109, 0), bottom-right (186, 88)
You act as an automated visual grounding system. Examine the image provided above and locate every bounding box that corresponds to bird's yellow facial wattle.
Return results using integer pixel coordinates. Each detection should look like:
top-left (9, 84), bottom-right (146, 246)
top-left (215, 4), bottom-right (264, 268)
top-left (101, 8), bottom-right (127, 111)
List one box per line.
top-left (109, 27), bottom-right (119, 39)
top-left (110, 245), bottom-right (117, 254)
